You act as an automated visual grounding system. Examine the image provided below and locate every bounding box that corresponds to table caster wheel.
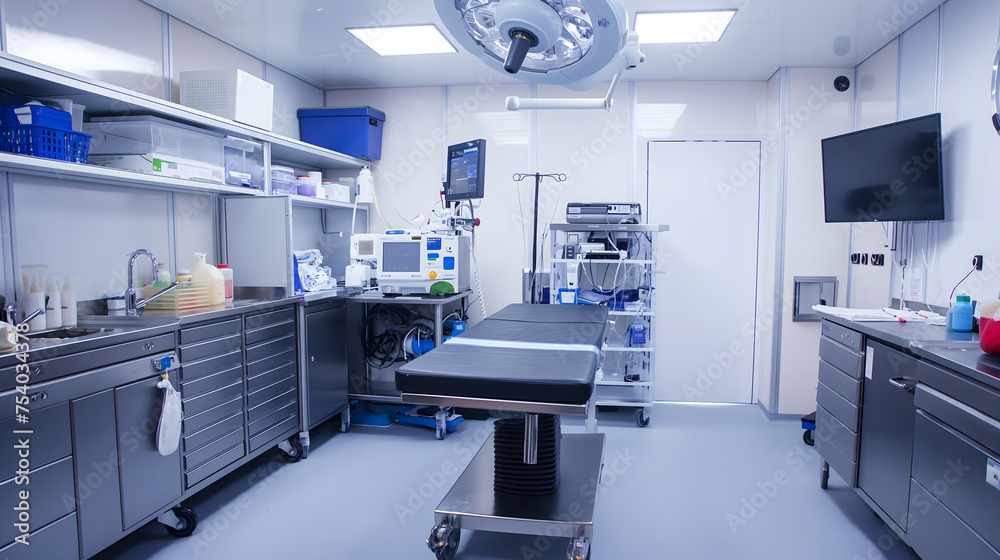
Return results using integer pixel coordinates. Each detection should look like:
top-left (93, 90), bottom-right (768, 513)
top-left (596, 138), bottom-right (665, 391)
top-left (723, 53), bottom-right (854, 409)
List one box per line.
top-left (567, 536), bottom-right (591, 560)
top-left (278, 437), bottom-right (303, 463)
top-left (803, 429), bottom-right (815, 446)
top-left (427, 522), bottom-right (459, 560)
top-left (636, 408), bottom-right (650, 427)
top-left (164, 507), bottom-right (198, 537)
top-left (821, 461), bottom-right (830, 490)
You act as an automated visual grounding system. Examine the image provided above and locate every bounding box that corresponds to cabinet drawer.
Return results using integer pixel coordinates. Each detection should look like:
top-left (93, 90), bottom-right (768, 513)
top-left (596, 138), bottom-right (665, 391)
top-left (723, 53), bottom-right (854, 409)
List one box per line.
top-left (815, 425), bottom-right (858, 487)
top-left (181, 365), bottom-right (244, 401)
top-left (816, 405), bottom-right (858, 461)
top-left (912, 410), bottom-right (1000, 550)
top-left (908, 479), bottom-right (1000, 560)
top-left (180, 334), bottom-right (242, 363)
top-left (817, 381), bottom-right (859, 432)
top-left (915, 360), bottom-right (1000, 426)
top-left (183, 411), bottom-right (243, 453)
top-left (819, 336), bottom-right (864, 378)
top-left (180, 349), bottom-right (243, 383)
top-left (184, 427), bottom-right (245, 471)
top-left (245, 307), bottom-right (295, 330)
top-left (182, 381), bottom-right (243, 416)
top-left (818, 359), bottom-right (862, 404)
top-left (185, 444), bottom-right (244, 489)
top-left (248, 362), bottom-right (296, 393)
top-left (0, 512), bottom-right (78, 560)
top-left (180, 318), bottom-right (241, 345)
top-left (245, 319), bottom-right (295, 346)
top-left (0, 332), bottom-right (175, 392)
top-left (249, 415), bottom-right (298, 452)
top-left (246, 334), bottom-right (295, 363)
top-left (0, 401), bottom-right (71, 475)
top-left (249, 397), bottom-right (296, 434)
top-left (0, 457), bottom-right (75, 546)
top-left (247, 377), bottom-right (296, 409)
top-left (184, 396), bottom-right (243, 434)
top-left (246, 348), bottom-right (295, 379)
top-left (822, 320), bottom-right (864, 352)
top-left (915, 384), bottom-right (1000, 456)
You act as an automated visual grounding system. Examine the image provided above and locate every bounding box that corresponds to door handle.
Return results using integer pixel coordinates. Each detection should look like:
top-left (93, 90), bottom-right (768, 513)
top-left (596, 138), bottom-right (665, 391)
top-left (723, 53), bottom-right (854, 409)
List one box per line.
top-left (889, 377), bottom-right (918, 393)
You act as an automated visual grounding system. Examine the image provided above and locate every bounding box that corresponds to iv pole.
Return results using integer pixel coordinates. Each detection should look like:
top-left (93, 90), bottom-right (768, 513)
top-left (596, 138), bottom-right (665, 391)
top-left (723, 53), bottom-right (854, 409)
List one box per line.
top-left (513, 172), bottom-right (567, 304)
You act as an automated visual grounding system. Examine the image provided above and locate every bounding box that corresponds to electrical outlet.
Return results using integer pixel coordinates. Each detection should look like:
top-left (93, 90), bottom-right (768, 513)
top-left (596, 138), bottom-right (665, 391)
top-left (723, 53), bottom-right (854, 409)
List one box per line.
top-left (974, 255), bottom-right (984, 270)
top-left (872, 254), bottom-right (885, 266)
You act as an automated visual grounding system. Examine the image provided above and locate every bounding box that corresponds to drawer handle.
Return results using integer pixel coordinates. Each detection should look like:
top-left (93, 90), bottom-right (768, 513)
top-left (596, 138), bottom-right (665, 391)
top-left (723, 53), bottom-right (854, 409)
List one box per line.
top-left (889, 377), bottom-right (918, 393)
top-left (29, 391), bottom-right (48, 402)
top-left (145, 342), bottom-right (155, 350)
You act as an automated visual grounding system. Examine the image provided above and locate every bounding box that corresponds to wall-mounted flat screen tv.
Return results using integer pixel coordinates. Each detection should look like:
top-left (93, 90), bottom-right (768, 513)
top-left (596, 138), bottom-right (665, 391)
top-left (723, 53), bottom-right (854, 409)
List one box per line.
top-left (821, 113), bottom-right (944, 223)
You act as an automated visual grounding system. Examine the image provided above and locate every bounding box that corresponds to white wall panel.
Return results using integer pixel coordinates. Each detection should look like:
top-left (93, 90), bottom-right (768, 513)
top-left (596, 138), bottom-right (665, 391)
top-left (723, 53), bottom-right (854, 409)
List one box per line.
top-left (325, 87), bottom-right (445, 233)
top-left (11, 176), bottom-right (169, 302)
top-left (898, 11), bottom-right (940, 120)
top-left (266, 64), bottom-right (323, 140)
top-left (4, 0), bottom-right (165, 97)
top-left (778, 67), bottom-right (854, 415)
top-left (170, 18), bottom-right (263, 104)
top-left (757, 71), bottom-right (783, 411)
top-left (174, 192), bottom-right (217, 274)
top-left (851, 40), bottom-right (898, 309)
top-left (930, 0), bottom-right (1000, 306)
top-left (636, 81), bottom-right (768, 139)
top-left (449, 83), bottom-right (531, 315)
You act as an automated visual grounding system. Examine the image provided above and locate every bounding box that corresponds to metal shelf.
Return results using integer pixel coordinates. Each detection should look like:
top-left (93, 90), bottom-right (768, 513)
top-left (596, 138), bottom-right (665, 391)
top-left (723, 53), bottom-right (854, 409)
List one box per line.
top-left (553, 258), bottom-right (655, 265)
top-left (0, 52), bottom-right (369, 171)
top-left (550, 223), bottom-right (669, 232)
top-left (604, 344), bottom-right (653, 352)
top-left (287, 194), bottom-right (364, 210)
top-left (597, 380), bottom-right (653, 387)
top-left (0, 152), bottom-right (257, 196)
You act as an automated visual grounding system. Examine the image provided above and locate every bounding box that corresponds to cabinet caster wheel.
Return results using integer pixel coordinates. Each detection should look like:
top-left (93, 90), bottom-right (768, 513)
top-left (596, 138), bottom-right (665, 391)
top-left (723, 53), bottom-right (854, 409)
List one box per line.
top-left (636, 408), bottom-right (650, 427)
top-left (164, 507), bottom-right (198, 538)
top-left (820, 462), bottom-right (830, 490)
top-left (803, 429), bottom-right (815, 446)
top-left (436, 426), bottom-right (446, 440)
top-left (278, 437), bottom-right (304, 463)
top-left (427, 522), bottom-right (459, 560)
top-left (567, 536), bottom-right (591, 560)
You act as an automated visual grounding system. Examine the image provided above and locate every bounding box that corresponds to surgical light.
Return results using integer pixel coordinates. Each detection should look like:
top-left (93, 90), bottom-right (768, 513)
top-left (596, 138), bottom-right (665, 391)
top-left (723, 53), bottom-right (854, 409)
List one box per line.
top-left (435, 0), bottom-right (643, 99)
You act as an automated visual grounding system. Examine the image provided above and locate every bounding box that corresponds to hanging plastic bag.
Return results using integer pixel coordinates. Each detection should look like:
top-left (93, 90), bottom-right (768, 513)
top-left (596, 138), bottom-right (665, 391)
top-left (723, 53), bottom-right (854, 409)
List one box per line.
top-left (156, 375), bottom-right (183, 456)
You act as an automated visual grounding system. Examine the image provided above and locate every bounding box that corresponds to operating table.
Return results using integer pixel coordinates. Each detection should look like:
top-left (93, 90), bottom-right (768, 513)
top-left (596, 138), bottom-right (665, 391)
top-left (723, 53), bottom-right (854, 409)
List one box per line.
top-left (396, 303), bottom-right (609, 560)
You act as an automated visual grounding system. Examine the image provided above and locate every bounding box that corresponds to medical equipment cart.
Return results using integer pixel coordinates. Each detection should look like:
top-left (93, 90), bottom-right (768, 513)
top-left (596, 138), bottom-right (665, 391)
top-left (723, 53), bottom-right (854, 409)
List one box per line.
top-left (549, 222), bottom-right (668, 427)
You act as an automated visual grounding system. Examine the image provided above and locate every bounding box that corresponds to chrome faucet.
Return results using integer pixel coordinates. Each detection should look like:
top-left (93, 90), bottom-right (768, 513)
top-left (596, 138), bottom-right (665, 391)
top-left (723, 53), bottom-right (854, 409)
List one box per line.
top-left (125, 249), bottom-right (179, 316)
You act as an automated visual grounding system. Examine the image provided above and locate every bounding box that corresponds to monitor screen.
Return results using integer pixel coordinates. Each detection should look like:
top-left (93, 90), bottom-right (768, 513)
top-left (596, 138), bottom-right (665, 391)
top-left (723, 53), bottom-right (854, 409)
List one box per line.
top-left (821, 113), bottom-right (945, 223)
top-left (381, 242), bottom-right (420, 272)
top-left (445, 139), bottom-right (486, 202)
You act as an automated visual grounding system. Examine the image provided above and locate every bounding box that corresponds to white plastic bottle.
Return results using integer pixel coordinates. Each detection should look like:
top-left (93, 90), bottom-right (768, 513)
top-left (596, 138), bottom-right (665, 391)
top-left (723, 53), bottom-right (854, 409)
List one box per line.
top-left (25, 274), bottom-right (46, 332)
top-left (189, 253), bottom-right (225, 305)
top-left (62, 274), bottom-right (77, 327)
top-left (356, 166), bottom-right (374, 203)
top-left (45, 275), bottom-right (62, 329)
top-left (217, 264), bottom-right (234, 303)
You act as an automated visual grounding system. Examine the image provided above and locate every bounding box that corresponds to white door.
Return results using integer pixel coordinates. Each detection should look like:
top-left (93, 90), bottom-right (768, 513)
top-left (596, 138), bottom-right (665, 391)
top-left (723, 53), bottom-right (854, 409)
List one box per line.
top-left (647, 141), bottom-right (760, 403)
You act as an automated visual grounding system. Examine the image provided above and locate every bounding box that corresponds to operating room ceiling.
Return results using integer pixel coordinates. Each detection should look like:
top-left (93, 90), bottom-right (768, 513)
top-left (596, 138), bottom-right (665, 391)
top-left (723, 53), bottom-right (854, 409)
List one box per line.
top-left (142, 0), bottom-right (946, 89)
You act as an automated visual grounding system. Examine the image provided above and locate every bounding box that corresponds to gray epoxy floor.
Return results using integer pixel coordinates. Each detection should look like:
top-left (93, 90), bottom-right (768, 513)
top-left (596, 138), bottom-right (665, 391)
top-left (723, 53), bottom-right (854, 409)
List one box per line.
top-left (93, 404), bottom-right (920, 560)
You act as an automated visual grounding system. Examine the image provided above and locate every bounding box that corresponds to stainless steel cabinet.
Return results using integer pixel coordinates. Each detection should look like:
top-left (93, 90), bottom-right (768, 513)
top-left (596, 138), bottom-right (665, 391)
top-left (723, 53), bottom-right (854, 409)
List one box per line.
top-left (857, 339), bottom-right (918, 532)
top-left (304, 301), bottom-right (348, 429)
top-left (245, 307), bottom-right (298, 452)
top-left (815, 320), bottom-right (865, 487)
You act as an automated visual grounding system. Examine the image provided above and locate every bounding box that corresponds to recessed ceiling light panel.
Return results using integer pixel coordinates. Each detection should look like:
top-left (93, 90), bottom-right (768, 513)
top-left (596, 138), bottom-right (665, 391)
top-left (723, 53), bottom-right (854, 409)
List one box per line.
top-left (347, 24), bottom-right (457, 56)
top-left (634, 10), bottom-right (736, 44)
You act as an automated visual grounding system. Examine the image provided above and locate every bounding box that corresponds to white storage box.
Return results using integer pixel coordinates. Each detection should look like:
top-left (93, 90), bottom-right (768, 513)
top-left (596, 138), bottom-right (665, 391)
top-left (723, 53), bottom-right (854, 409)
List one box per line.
top-left (180, 69), bottom-right (274, 131)
top-left (84, 115), bottom-right (225, 183)
top-left (270, 165), bottom-right (295, 194)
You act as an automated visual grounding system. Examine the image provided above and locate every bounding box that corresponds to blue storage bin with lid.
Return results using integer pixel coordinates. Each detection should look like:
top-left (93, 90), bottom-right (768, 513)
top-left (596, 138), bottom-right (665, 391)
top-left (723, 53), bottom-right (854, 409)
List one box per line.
top-left (297, 107), bottom-right (385, 160)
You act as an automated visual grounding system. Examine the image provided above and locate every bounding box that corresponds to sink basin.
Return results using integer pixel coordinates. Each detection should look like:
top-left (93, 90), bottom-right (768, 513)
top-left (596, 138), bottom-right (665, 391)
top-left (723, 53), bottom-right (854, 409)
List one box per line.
top-left (25, 327), bottom-right (108, 340)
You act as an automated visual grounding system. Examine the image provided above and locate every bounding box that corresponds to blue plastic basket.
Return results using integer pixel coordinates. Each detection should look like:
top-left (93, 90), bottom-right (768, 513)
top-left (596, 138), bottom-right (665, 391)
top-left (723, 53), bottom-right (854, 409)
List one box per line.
top-left (0, 125), bottom-right (91, 163)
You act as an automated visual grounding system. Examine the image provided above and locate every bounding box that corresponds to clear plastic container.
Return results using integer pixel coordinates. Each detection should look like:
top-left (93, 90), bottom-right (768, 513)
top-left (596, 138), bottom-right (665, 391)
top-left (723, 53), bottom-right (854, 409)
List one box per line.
top-left (84, 115), bottom-right (225, 164)
top-left (223, 136), bottom-right (264, 189)
top-left (295, 175), bottom-right (316, 197)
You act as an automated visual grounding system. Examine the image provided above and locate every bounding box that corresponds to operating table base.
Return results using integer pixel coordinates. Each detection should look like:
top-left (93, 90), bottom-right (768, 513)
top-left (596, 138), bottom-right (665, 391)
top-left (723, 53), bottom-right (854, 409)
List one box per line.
top-left (428, 432), bottom-right (605, 560)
